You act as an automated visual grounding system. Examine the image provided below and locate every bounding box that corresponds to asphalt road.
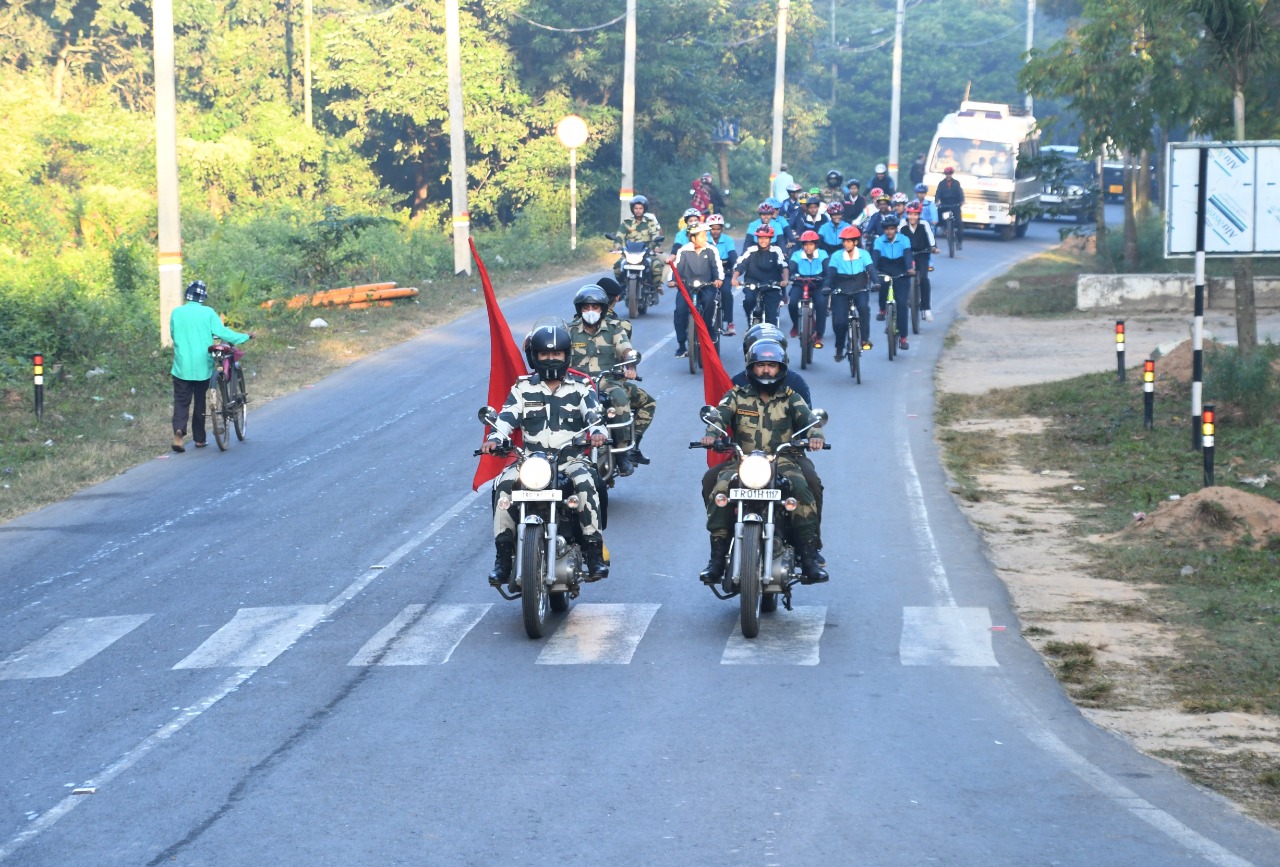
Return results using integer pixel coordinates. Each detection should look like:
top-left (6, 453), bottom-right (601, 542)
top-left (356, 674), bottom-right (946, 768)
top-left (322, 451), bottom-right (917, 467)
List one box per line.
top-left (2, 216), bottom-right (1279, 866)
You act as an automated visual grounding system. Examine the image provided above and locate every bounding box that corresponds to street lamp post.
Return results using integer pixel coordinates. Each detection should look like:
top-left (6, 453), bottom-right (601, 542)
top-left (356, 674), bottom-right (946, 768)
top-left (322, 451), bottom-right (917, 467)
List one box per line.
top-left (556, 115), bottom-right (590, 251)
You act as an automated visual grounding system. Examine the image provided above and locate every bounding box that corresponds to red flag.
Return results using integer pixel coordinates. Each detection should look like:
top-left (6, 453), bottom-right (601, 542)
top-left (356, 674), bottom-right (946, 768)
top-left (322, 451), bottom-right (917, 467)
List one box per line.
top-left (670, 265), bottom-right (734, 467)
top-left (471, 238), bottom-right (528, 490)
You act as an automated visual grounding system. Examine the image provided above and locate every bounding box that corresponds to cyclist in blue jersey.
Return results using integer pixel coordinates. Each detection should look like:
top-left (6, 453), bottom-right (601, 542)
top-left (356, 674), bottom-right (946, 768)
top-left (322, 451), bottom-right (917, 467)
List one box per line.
top-left (817, 201), bottom-right (850, 256)
top-left (871, 215), bottom-right (915, 351)
top-left (789, 230), bottom-right (830, 348)
top-left (824, 225), bottom-right (878, 359)
top-left (743, 201), bottom-right (788, 252)
top-left (707, 214), bottom-right (738, 336)
top-left (914, 183), bottom-right (939, 227)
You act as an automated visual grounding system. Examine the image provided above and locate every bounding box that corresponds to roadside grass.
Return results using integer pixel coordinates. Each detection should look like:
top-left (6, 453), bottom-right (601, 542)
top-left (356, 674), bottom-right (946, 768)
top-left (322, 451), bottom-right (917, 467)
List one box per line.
top-left (966, 243), bottom-right (1089, 317)
top-left (1152, 749), bottom-right (1280, 828)
top-left (0, 254), bottom-right (611, 523)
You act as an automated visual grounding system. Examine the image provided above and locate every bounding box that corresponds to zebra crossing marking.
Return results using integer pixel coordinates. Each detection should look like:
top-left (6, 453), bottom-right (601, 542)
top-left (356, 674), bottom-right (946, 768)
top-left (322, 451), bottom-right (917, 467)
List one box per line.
top-left (348, 603), bottom-right (492, 666)
top-left (721, 606), bottom-right (827, 665)
top-left (900, 606), bottom-right (999, 667)
top-left (172, 605), bottom-right (326, 669)
top-left (535, 603), bottom-right (660, 665)
top-left (0, 615), bottom-right (153, 680)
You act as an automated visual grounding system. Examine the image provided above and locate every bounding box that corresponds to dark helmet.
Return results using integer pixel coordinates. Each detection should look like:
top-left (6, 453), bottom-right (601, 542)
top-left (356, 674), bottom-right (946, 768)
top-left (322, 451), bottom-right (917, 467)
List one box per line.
top-left (629, 195), bottom-right (649, 210)
top-left (882, 214), bottom-right (900, 228)
top-left (826, 169), bottom-right (843, 187)
top-left (573, 284), bottom-right (609, 314)
top-left (596, 276), bottom-right (623, 300)
top-left (743, 322), bottom-right (788, 357)
top-left (185, 280), bottom-right (208, 303)
top-left (804, 195), bottom-right (821, 206)
top-left (745, 338), bottom-right (789, 388)
top-left (847, 178), bottom-right (861, 190)
top-left (524, 321), bottom-right (572, 381)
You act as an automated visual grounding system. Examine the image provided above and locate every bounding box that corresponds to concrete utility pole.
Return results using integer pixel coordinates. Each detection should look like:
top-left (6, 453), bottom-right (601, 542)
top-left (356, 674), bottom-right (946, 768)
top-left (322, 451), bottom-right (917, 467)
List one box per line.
top-left (153, 0), bottom-right (182, 347)
top-left (303, 0), bottom-right (313, 128)
top-left (619, 0), bottom-right (637, 223)
top-left (770, 0), bottom-right (790, 183)
top-left (1025, 0), bottom-right (1035, 113)
top-left (887, 0), bottom-right (904, 189)
top-left (445, 0), bottom-right (470, 275)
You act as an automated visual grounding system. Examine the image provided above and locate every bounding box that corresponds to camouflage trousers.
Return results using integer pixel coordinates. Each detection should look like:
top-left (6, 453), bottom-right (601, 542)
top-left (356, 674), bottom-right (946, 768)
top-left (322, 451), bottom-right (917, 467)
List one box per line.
top-left (705, 455), bottom-right (818, 537)
top-left (598, 378), bottom-right (633, 448)
top-left (623, 379), bottom-right (655, 438)
top-left (492, 457), bottom-right (601, 541)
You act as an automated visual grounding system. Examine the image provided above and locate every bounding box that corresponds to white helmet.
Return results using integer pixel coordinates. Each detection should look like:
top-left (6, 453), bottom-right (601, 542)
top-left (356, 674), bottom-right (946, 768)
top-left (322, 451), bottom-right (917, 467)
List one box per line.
top-left (875, 163), bottom-right (887, 174)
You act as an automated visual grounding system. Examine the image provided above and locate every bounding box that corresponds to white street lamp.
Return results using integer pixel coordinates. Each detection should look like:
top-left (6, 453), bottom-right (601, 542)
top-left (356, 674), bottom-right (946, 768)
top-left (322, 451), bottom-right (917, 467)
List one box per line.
top-left (556, 114), bottom-right (590, 251)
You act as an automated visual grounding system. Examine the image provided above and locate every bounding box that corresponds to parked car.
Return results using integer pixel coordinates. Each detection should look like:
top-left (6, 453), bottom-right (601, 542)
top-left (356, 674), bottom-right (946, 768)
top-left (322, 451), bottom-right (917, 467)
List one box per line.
top-left (1039, 145), bottom-right (1096, 223)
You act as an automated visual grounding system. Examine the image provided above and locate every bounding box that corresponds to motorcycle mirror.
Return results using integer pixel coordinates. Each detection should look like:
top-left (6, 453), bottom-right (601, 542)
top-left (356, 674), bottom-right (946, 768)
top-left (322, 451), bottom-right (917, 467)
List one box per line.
top-left (477, 405), bottom-right (499, 425)
top-left (699, 405), bottom-right (720, 425)
top-left (655, 235), bottom-right (665, 243)
top-left (812, 408), bottom-right (829, 424)
top-left (604, 233), bottom-right (617, 241)
top-left (584, 409), bottom-right (604, 426)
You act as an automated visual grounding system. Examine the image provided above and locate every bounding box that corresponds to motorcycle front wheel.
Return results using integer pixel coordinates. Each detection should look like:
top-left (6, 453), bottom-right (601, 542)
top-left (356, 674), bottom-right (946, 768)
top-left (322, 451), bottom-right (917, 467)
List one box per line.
top-left (627, 277), bottom-right (640, 319)
top-left (738, 523), bottom-right (764, 638)
top-left (520, 530), bottom-right (549, 639)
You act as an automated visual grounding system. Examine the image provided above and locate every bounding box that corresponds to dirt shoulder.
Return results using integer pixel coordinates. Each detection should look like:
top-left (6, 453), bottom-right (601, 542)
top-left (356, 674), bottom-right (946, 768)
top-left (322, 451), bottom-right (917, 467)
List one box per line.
top-left (937, 295), bottom-right (1280, 828)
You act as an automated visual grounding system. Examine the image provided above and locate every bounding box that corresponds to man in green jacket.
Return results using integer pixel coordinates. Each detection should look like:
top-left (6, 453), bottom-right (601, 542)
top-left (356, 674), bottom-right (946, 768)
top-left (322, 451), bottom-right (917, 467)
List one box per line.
top-left (170, 280), bottom-right (251, 452)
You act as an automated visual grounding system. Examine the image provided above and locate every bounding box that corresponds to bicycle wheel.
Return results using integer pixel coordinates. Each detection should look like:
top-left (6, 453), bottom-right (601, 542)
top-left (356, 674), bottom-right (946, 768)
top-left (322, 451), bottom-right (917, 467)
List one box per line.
top-left (688, 316), bottom-right (699, 375)
top-left (800, 305), bottom-right (813, 369)
top-left (947, 221), bottom-right (956, 258)
top-left (209, 376), bottom-right (229, 450)
top-left (886, 301), bottom-right (897, 361)
top-left (231, 367), bottom-right (248, 441)
top-left (910, 274), bottom-right (920, 335)
top-left (848, 318), bottom-right (862, 383)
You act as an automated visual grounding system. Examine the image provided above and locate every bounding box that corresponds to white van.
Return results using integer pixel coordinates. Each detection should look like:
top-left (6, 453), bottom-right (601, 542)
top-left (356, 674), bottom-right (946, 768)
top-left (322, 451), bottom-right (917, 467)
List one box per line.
top-left (922, 100), bottom-right (1040, 240)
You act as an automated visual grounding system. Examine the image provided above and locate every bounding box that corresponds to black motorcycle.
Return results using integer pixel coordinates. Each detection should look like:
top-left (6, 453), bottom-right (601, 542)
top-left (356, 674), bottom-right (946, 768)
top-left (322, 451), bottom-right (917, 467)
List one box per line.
top-left (691, 405), bottom-right (830, 639)
top-left (476, 407), bottom-right (606, 639)
top-left (605, 233), bottom-right (665, 318)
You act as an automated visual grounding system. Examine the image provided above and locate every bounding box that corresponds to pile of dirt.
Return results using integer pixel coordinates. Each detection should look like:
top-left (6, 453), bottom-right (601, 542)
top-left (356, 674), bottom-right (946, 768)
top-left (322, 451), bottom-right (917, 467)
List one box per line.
top-left (1059, 232), bottom-right (1097, 256)
top-left (1153, 338), bottom-right (1225, 385)
top-left (1117, 486), bottom-right (1280, 550)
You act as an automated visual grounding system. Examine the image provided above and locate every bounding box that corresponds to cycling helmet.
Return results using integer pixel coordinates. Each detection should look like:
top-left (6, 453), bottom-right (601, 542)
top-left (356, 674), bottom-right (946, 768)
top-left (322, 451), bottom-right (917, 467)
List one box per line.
top-left (891, 192), bottom-right (908, 205)
top-left (524, 320), bottom-right (572, 381)
top-left (706, 213), bottom-right (725, 226)
top-left (808, 187), bottom-right (821, 196)
top-left (745, 339), bottom-right (789, 388)
top-left (826, 169), bottom-right (843, 186)
top-left (869, 187), bottom-right (884, 200)
top-left (847, 179), bottom-right (861, 190)
top-left (882, 214), bottom-right (900, 228)
top-left (839, 225), bottom-right (862, 240)
top-left (827, 201), bottom-right (845, 216)
top-left (184, 280), bottom-right (208, 303)
top-left (915, 183), bottom-right (929, 193)
top-left (629, 195), bottom-right (649, 210)
top-left (786, 183), bottom-right (803, 194)
top-left (683, 207), bottom-right (702, 221)
top-left (573, 284), bottom-right (609, 313)
top-left (876, 191), bottom-right (892, 203)
top-left (686, 223), bottom-right (707, 235)
top-left (757, 201), bottom-right (775, 214)
top-left (701, 172), bottom-right (713, 182)
top-left (754, 225), bottom-right (776, 239)
top-left (596, 276), bottom-right (623, 300)
top-left (943, 167), bottom-right (955, 175)
top-left (804, 195), bottom-right (821, 206)
top-left (875, 163), bottom-right (887, 174)
top-left (743, 323), bottom-right (788, 356)
top-left (799, 230), bottom-right (820, 243)
top-left (906, 202), bottom-right (923, 213)
top-left (765, 197), bottom-right (783, 210)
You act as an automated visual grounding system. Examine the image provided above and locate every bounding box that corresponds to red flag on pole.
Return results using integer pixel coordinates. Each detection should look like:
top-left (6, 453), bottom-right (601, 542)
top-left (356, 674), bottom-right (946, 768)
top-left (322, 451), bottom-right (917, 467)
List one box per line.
top-left (670, 267), bottom-right (734, 467)
top-left (471, 238), bottom-right (528, 490)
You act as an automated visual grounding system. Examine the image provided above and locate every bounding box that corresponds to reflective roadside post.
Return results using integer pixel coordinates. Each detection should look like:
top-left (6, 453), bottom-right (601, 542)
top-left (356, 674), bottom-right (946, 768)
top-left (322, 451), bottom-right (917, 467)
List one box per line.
top-left (1143, 359), bottom-right (1155, 430)
top-left (1201, 404), bottom-right (1216, 487)
top-left (556, 115), bottom-right (589, 252)
top-left (1115, 320), bottom-right (1126, 381)
top-left (33, 354), bottom-right (44, 423)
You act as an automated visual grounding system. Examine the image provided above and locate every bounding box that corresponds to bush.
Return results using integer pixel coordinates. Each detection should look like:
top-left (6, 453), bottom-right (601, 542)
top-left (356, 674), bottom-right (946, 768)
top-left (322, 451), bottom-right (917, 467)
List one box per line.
top-left (1204, 343), bottom-right (1280, 427)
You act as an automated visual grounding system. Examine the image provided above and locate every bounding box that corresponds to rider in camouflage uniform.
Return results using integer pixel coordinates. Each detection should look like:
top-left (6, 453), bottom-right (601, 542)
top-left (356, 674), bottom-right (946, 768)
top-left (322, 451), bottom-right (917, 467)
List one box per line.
top-left (568, 285), bottom-right (639, 477)
top-left (699, 338), bottom-right (827, 584)
top-left (482, 322), bottom-right (609, 584)
top-left (614, 195), bottom-right (665, 287)
top-left (596, 277), bottom-right (658, 467)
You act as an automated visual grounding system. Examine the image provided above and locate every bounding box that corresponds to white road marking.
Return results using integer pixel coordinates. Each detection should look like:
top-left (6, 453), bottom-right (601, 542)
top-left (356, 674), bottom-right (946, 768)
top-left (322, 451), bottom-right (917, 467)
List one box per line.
top-left (172, 606), bottom-right (327, 669)
top-left (0, 489), bottom-right (484, 862)
top-left (348, 603), bottom-right (492, 666)
top-left (535, 603), bottom-right (660, 665)
top-left (900, 606), bottom-right (998, 667)
top-left (721, 606), bottom-right (826, 665)
top-left (0, 615), bottom-right (152, 680)
top-left (899, 413), bottom-right (957, 608)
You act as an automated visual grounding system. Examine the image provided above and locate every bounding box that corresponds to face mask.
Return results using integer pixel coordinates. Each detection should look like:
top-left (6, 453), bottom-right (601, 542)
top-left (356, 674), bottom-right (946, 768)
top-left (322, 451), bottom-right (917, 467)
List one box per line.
top-left (582, 310), bottom-right (602, 325)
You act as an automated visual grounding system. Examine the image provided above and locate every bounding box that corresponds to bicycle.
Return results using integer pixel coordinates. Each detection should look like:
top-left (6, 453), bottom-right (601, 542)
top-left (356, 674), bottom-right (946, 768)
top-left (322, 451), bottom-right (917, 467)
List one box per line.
top-left (828, 288), bottom-right (862, 383)
top-left (939, 210), bottom-right (959, 258)
top-left (792, 275), bottom-right (822, 369)
top-left (741, 282), bottom-right (781, 329)
top-left (686, 280), bottom-right (721, 374)
top-left (908, 269), bottom-right (921, 335)
top-left (883, 275), bottom-right (899, 361)
top-left (207, 342), bottom-right (248, 450)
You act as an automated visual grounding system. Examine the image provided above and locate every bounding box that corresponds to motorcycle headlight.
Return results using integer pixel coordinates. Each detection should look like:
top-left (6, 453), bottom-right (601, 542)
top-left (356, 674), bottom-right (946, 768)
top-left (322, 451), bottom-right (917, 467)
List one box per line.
top-left (624, 252), bottom-right (645, 264)
top-left (518, 455), bottom-right (553, 491)
top-left (738, 454), bottom-right (772, 490)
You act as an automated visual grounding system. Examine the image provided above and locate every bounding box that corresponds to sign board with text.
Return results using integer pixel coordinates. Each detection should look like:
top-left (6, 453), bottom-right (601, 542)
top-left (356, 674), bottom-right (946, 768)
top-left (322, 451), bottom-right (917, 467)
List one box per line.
top-left (1165, 141), bottom-right (1280, 257)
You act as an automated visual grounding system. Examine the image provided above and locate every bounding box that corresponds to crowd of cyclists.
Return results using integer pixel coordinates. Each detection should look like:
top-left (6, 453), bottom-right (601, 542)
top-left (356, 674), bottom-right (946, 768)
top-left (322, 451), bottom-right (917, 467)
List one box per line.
top-left (619, 164), bottom-right (968, 360)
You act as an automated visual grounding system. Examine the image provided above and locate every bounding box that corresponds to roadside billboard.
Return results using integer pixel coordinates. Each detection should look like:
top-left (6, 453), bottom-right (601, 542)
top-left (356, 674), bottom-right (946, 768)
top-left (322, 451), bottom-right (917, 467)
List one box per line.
top-left (1165, 141), bottom-right (1280, 257)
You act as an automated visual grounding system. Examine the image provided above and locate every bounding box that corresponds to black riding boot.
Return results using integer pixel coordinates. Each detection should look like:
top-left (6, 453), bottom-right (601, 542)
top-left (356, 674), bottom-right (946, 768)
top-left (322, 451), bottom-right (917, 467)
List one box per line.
top-left (700, 535), bottom-right (731, 584)
top-left (488, 535), bottom-right (515, 586)
top-left (797, 537), bottom-right (829, 584)
top-left (615, 446), bottom-right (634, 477)
top-left (630, 432), bottom-right (651, 465)
top-left (582, 534), bottom-right (610, 581)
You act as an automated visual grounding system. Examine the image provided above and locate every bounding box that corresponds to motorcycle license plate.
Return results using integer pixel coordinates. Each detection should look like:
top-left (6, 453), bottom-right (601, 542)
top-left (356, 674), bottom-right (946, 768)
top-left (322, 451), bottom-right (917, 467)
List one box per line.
top-left (513, 490), bottom-right (562, 501)
top-left (729, 488), bottom-right (781, 501)
top-left (623, 264), bottom-right (645, 272)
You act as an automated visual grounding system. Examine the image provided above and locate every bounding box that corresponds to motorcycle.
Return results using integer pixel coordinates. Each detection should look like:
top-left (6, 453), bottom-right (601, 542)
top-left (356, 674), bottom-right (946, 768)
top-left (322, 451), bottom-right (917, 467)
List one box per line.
top-left (691, 405), bottom-right (830, 639)
top-left (476, 406), bottom-right (607, 639)
top-left (605, 233), bottom-right (666, 319)
top-left (590, 356), bottom-right (642, 488)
